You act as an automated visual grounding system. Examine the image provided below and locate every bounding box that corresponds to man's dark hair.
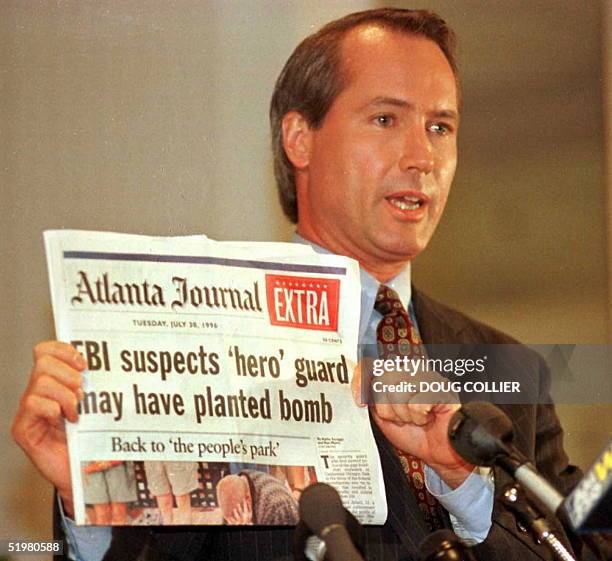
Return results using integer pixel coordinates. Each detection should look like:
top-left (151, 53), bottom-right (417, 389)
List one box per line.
top-left (269, 8), bottom-right (457, 223)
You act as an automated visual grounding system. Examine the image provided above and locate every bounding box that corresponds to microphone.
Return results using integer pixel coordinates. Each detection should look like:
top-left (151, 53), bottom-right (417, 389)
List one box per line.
top-left (448, 403), bottom-right (612, 560)
top-left (419, 529), bottom-right (476, 561)
top-left (294, 483), bottom-right (364, 561)
top-left (447, 402), bottom-right (565, 513)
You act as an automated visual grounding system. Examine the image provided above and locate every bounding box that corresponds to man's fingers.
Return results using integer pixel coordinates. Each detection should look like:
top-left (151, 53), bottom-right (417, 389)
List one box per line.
top-left (406, 403), bottom-right (434, 426)
top-left (431, 402), bottom-right (460, 416)
top-left (13, 343), bottom-right (83, 449)
top-left (374, 402), bottom-right (434, 426)
top-left (31, 354), bottom-right (83, 394)
top-left (372, 403), bottom-right (403, 424)
top-left (19, 394), bottom-right (65, 430)
top-left (33, 341), bottom-right (86, 371)
top-left (364, 361), bottom-right (459, 429)
top-left (385, 402), bottom-right (413, 424)
top-left (29, 375), bottom-right (80, 423)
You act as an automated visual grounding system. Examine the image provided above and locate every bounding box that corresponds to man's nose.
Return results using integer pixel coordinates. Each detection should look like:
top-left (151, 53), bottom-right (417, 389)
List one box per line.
top-left (398, 127), bottom-right (434, 175)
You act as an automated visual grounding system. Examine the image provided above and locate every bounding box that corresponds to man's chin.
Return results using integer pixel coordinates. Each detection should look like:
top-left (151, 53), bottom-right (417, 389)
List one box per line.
top-left (365, 222), bottom-right (431, 257)
top-left (353, 242), bottom-right (424, 281)
top-left (367, 236), bottom-right (426, 264)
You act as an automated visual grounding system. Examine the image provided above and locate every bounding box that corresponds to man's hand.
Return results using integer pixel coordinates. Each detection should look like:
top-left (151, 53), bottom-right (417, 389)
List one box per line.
top-left (11, 341), bottom-right (86, 517)
top-left (352, 361), bottom-right (474, 489)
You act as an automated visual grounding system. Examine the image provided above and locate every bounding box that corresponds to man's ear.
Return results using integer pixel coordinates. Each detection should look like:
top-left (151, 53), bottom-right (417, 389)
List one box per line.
top-left (281, 111), bottom-right (313, 170)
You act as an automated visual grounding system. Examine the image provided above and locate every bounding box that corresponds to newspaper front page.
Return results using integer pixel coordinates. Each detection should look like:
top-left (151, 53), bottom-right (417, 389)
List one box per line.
top-left (44, 230), bottom-right (386, 526)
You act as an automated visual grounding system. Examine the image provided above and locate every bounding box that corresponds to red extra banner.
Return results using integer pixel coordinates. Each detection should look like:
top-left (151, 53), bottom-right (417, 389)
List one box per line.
top-left (265, 274), bottom-right (340, 332)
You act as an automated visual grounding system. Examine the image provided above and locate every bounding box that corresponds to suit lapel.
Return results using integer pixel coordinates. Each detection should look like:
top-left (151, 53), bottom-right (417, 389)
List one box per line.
top-left (371, 417), bottom-right (430, 559)
top-left (412, 287), bottom-right (465, 344)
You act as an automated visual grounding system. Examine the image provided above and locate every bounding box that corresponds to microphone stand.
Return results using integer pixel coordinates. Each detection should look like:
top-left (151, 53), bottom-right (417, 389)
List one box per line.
top-left (499, 484), bottom-right (577, 561)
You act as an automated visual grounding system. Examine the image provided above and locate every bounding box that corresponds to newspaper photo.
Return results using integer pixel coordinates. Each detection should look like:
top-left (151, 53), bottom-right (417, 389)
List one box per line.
top-left (44, 230), bottom-right (387, 526)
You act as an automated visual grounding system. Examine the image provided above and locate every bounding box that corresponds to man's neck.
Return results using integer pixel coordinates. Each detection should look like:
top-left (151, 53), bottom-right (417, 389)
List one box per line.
top-left (294, 230), bottom-right (409, 283)
top-left (359, 261), bottom-right (407, 284)
top-left (293, 232), bottom-right (412, 296)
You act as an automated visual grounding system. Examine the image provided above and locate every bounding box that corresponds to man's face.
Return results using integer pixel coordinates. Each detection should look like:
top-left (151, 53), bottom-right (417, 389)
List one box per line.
top-left (294, 27), bottom-right (458, 279)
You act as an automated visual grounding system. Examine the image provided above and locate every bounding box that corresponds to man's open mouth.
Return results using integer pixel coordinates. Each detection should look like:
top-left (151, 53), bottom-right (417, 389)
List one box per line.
top-left (386, 195), bottom-right (425, 211)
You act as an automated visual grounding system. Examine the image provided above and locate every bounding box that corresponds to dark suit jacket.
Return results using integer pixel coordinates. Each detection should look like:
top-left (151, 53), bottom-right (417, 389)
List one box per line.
top-left (55, 288), bottom-right (583, 561)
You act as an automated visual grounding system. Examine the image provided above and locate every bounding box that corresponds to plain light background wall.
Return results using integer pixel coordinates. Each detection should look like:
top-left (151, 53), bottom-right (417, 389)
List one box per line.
top-left (1, 0), bottom-right (610, 548)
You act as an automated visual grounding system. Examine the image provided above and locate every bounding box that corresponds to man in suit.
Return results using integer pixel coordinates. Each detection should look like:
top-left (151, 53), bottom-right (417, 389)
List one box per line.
top-left (12, 8), bottom-right (582, 561)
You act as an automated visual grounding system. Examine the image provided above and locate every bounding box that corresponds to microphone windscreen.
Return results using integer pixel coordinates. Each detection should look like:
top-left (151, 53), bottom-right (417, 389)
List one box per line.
top-left (461, 402), bottom-right (514, 440)
top-left (299, 483), bottom-right (347, 535)
top-left (294, 497), bottom-right (365, 561)
top-left (448, 402), bottom-right (514, 466)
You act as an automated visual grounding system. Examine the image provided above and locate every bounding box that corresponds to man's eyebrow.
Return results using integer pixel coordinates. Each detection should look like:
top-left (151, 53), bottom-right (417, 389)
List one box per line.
top-left (369, 96), bottom-right (411, 108)
top-left (433, 109), bottom-right (459, 121)
top-left (367, 96), bottom-right (459, 121)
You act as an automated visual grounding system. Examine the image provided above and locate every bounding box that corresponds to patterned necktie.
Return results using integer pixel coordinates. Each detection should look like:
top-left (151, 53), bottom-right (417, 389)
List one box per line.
top-left (374, 285), bottom-right (444, 531)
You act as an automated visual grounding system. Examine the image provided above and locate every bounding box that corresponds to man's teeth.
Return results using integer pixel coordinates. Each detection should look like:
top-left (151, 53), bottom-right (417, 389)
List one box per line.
top-left (388, 197), bottom-right (422, 210)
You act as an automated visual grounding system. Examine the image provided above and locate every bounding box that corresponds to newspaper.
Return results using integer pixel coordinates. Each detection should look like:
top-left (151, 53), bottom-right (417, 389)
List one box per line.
top-left (44, 230), bottom-right (386, 526)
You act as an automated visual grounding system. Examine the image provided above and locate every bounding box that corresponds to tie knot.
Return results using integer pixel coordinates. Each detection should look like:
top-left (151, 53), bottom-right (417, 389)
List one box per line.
top-left (374, 285), bottom-right (405, 316)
